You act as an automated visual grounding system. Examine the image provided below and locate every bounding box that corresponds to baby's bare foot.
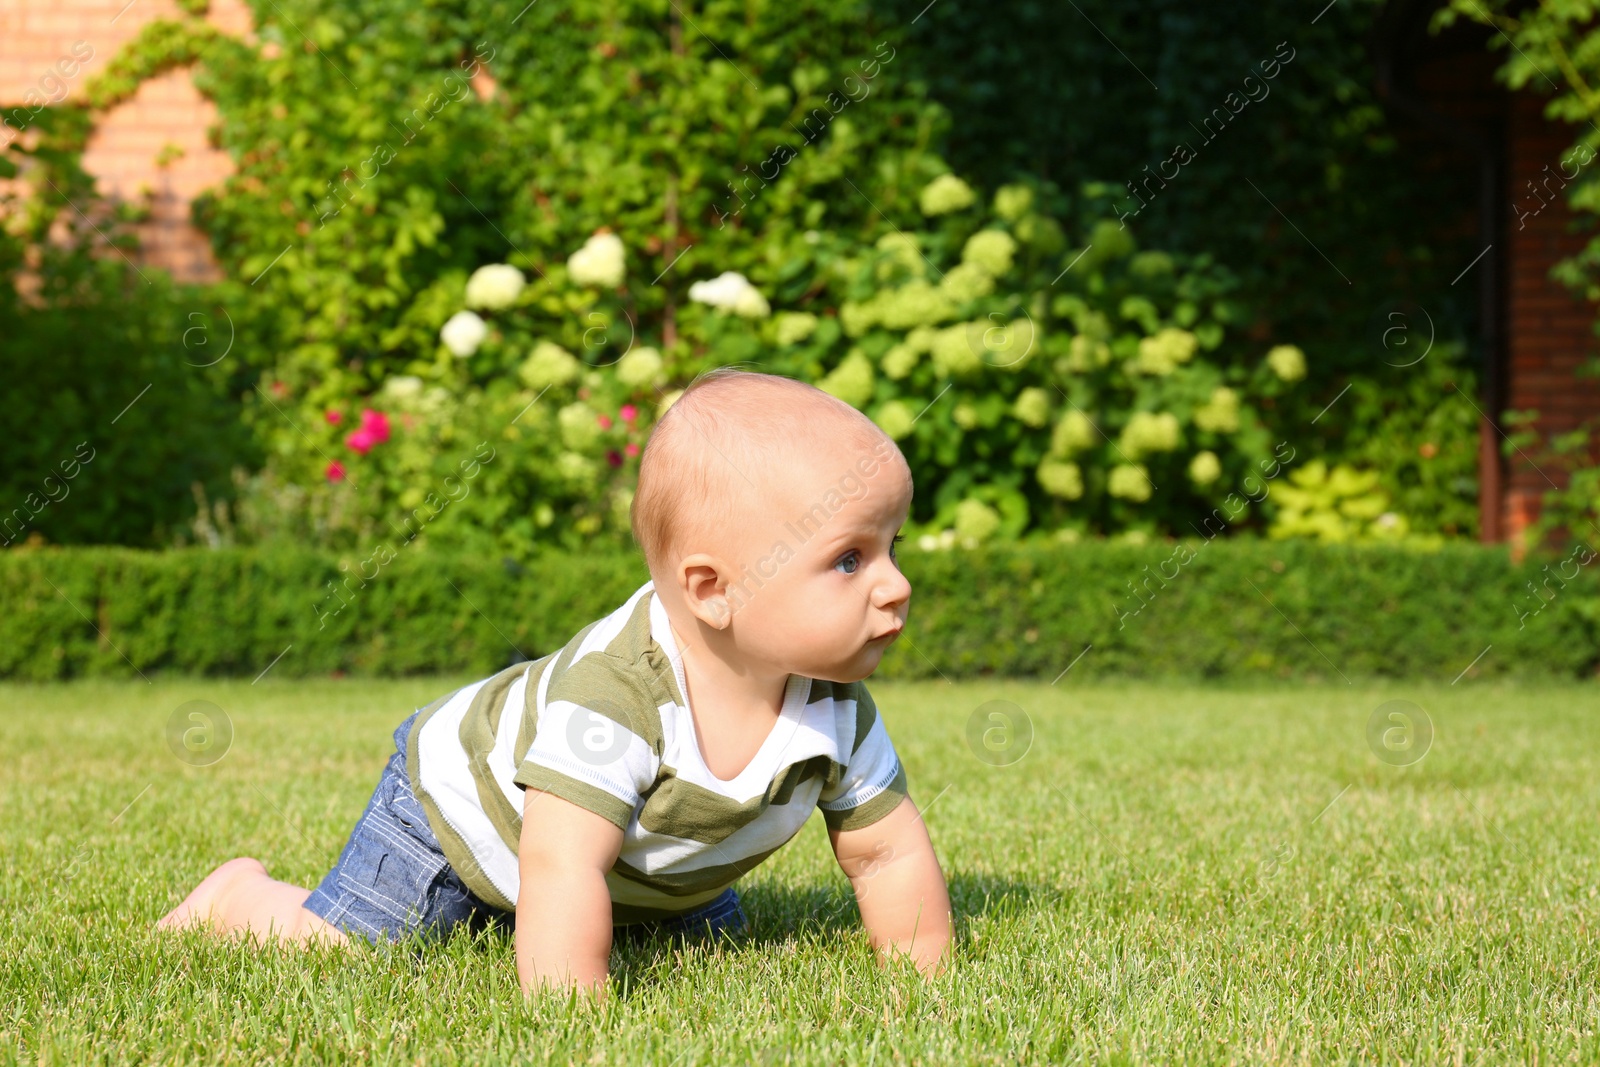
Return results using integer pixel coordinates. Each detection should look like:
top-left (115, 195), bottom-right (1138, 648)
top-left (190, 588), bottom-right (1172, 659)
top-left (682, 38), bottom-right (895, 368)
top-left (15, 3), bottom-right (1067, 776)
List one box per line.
top-left (155, 857), bottom-right (267, 933)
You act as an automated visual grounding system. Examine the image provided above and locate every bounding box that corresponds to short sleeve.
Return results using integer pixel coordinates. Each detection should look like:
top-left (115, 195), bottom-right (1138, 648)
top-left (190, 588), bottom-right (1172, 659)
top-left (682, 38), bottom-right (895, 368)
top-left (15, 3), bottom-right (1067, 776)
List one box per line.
top-left (512, 654), bottom-right (660, 830)
top-left (816, 683), bottom-right (909, 832)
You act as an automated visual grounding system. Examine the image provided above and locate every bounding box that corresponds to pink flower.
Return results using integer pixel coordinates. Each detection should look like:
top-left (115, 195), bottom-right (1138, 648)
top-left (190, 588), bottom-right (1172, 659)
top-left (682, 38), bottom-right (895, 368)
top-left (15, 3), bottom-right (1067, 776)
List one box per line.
top-left (606, 449), bottom-right (623, 468)
top-left (619, 404), bottom-right (638, 423)
top-left (624, 442), bottom-right (640, 458)
top-left (325, 410), bottom-right (343, 425)
top-left (345, 428), bottom-right (376, 454)
top-left (597, 413), bottom-right (614, 430)
top-left (359, 408), bottom-right (391, 443)
top-left (327, 460), bottom-right (346, 481)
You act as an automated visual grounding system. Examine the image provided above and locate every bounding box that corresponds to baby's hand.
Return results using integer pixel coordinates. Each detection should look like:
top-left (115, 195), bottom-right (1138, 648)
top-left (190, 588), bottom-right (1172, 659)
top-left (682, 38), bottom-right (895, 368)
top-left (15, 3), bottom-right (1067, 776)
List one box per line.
top-left (828, 796), bottom-right (953, 977)
top-left (515, 788), bottom-right (623, 998)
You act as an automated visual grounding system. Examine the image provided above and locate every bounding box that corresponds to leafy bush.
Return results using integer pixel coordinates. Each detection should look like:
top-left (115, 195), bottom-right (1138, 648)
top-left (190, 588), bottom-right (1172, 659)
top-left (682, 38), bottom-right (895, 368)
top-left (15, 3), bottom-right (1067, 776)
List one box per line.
top-left (11, 0), bottom-right (1489, 555)
top-left (0, 109), bottom-right (255, 548)
top-left (205, 171), bottom-right (1324, 555)
top-left (756, 178), bottom-right (1311, 542)
top-left (2, 540), bottom-right (1593, 681)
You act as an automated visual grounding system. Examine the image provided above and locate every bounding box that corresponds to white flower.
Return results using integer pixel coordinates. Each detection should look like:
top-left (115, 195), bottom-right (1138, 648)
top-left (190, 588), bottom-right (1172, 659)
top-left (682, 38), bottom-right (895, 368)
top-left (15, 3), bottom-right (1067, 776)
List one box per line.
top-left (383, 375), bottom-right (423, 399)
top-left (465, 264), bottom-right (526, 310)
top-left (567, 232), bottom-right (626, 289)
top-left (1189, 450), bottom-right (1222, 486)
top-left (1109, 464), bottom-right (1153, 502)
top-left (688, 271), bottom-right (770, 319)
top-left (1266, 344), bottom-right (1307, 382)
top-left (520, 341), bottom-right (581, 390)
top-left (440, 310), bottom-right (488, 357)
top-left (774, 311), bottom-right (819, 346)
top-left (920, 174), bottom-right (976, 216)
top-left (616, 346), bottom-right (664, 388)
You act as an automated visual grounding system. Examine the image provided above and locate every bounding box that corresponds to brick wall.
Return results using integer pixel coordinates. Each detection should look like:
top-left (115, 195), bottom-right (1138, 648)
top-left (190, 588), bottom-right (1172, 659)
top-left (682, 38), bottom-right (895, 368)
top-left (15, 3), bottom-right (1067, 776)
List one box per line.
top-left (1403, 43), bottom-right (1600, 547)
top-left (0, 0), bottom-right (251, 282)
top-left (1504, 91), bottom-right (1600, 545)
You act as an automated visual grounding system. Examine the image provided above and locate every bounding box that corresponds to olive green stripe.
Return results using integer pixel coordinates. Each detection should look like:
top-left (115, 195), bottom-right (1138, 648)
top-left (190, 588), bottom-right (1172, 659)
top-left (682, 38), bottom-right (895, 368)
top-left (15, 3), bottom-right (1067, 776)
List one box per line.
top-left (545, 653), bottom-right (665, 750)
top-left (514, 764), bottom-right (636, 830)
top-left (850, 684), bottom-right (879, 756)
top-left (605, 591), bottom-right (656, 662)
top-left (636, 758), bottom-right (835, 842)
top-left (641, 641), bottom-right (684, 716)
top-left (822, 764), bottom-right (908, 832)
top-left (806, 677), bottom-right (848, 705)
top-left (459, 661), bottom-right (539, 855)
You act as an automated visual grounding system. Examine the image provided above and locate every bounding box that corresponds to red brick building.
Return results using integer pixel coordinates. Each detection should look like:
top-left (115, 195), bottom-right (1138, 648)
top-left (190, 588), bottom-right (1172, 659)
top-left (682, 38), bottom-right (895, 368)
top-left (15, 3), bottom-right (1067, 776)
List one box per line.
top-left (1375, 0), bottom-right (1600, 545)
top-left (4, 0), bottom-right (1598, 545)
top-left (0, 0), bottom-right (249, 282)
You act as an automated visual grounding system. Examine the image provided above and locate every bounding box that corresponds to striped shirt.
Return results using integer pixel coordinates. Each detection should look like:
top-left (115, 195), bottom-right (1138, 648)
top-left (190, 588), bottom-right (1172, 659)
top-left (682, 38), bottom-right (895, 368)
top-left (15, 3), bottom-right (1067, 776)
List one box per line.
top-left (405, 581), bottom-right (909, 920)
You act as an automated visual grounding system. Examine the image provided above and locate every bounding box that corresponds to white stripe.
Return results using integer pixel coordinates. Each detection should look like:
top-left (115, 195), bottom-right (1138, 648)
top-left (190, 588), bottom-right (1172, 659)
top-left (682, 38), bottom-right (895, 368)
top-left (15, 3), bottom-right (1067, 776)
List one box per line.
top-left (415, 678), bottom-right (521, 904)
top-left (525, 697), bottom-right (652, 803)
top-left (622, 782), bottom-right (825, 875)
top-left (817, 757), bottom-right (902, 813)
top-left (486, 665), bottom-right (533, 813)
top-left (663, 688), bottom-right (835, 802)
top-left (817, 713), bottom-right (898, 811)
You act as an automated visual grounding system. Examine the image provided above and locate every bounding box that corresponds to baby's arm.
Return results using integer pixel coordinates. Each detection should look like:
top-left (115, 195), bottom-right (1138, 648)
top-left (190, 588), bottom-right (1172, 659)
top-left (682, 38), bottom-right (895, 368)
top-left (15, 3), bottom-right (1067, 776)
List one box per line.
top-left (828, 795), bottom-right (952, 976)
top-left (515, 787), bottom-right (623, 998)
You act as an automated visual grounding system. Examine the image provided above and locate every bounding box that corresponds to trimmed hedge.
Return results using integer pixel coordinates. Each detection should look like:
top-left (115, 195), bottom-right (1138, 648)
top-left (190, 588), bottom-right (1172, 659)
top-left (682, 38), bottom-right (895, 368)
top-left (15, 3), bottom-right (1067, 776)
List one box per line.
top-left (1, 541), bottom-right (1595, 682)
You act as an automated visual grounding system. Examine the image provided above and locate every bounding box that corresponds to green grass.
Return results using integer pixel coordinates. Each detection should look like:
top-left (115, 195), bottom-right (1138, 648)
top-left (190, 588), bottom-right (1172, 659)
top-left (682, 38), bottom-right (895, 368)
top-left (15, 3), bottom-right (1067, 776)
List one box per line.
top-left (2, 676), bottom-right (1597, 1065)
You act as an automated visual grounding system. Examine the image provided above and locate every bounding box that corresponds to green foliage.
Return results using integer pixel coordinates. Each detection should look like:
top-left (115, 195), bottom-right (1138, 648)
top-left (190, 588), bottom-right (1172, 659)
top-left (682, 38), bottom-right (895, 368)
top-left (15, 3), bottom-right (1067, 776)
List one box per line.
top-left (883, 0), bottom-right (1486, 412)
top-left (80, 19), bottom-right (224, 111)
top-left (0, 110), bottom-right (255, 548)
top-left (3, 540), bottom-right (1593, 680)
top-left (755, 179), bottom-right (1310, 541)
top-left (1338, 343), bottom-right (1481, 538)
top-left (6, 0), bottom-right (1494, 552)
top-left (1504, 407), bottom-right (1600, 546)
top-left (208, 174), bottom-right (1314, 552)
top-left (871, 0), bottom-right (1497, 539)
top-left (152, 0), bottom-right (958, 552)
top-left (1267, 461), bottom-right (1413, 543)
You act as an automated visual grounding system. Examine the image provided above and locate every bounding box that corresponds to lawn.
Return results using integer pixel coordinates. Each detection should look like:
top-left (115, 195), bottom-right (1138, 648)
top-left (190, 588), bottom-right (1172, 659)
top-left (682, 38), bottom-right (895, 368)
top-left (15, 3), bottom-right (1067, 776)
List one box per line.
top-left (2, 675), bottom-right (1597, 1065)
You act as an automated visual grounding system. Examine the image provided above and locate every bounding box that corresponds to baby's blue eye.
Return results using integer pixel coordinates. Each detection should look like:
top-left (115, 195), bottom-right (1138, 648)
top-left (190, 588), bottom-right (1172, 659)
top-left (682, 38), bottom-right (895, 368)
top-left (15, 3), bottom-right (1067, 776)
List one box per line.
top-left (838, 534), bottom-right (902, 575)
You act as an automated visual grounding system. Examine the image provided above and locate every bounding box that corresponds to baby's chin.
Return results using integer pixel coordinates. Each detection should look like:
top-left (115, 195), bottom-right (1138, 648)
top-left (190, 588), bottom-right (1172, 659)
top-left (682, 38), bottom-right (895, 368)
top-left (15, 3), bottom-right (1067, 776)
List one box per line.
top-left (799, 648), bottom-right (886, 684)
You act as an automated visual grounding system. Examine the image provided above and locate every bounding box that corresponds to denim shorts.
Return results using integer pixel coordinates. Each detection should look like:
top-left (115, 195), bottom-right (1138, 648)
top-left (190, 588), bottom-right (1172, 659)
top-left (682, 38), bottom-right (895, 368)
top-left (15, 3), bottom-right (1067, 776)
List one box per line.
top-left (303, 711), bottom-right (748, 948)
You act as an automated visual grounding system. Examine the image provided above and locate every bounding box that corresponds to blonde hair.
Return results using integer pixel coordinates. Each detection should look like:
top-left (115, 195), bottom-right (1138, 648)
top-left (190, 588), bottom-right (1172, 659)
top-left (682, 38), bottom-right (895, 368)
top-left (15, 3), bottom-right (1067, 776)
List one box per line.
top-left (630, 367), bottom-right (893, 576)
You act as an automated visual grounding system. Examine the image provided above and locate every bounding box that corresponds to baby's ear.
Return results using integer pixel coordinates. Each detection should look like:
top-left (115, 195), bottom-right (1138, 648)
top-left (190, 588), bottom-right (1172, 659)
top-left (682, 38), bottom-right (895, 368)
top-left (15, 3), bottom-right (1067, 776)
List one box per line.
top-left (679, 556), bottom-right (733, 630)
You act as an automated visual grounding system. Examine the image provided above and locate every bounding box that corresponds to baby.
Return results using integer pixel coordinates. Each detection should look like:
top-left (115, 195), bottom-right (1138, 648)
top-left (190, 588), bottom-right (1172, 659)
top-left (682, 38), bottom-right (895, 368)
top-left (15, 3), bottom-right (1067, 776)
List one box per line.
top-left (157, 367), bottom-right (952, 995)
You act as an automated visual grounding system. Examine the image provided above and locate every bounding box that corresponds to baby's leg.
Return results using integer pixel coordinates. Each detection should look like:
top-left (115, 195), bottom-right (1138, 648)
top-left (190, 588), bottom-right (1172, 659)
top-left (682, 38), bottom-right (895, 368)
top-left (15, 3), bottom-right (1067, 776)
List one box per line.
top-left (156, 857), bottom-right (350, 948)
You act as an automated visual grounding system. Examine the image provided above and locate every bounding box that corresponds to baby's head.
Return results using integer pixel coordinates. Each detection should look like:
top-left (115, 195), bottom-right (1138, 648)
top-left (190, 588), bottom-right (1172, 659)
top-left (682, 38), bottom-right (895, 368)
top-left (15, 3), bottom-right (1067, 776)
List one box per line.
top-left (631, 367), bottom-right (913, 683)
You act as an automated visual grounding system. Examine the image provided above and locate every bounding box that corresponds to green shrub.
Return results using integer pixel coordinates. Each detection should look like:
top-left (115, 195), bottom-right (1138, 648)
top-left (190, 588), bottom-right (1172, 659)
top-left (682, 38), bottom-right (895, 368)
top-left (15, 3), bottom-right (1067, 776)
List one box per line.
top-left (0, 109), bottom-right (256, 549)
top-left (2, 541), bottom-right (1592, 681)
